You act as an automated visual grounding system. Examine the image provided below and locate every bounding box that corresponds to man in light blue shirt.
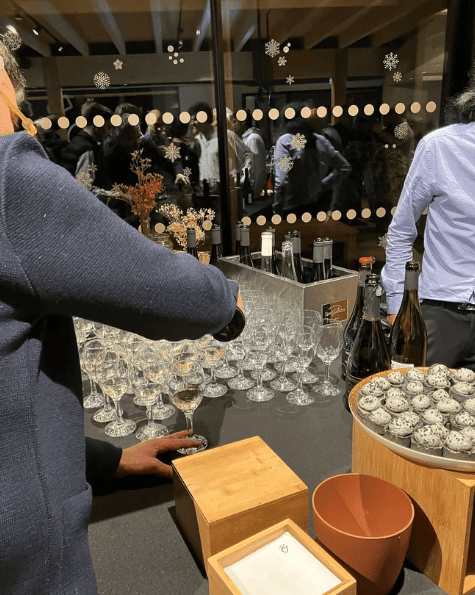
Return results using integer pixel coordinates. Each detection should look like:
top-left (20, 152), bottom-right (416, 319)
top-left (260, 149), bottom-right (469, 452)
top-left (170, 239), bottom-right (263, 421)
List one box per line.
top-left (381, 88), bottom-right (475, 369)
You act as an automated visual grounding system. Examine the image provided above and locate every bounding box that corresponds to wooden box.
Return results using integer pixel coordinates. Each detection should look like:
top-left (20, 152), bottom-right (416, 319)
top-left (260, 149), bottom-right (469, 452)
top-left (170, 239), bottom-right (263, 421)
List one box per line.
top-left (172, 436), bottom-right (308, 574)
top-left (208, 518), bottom-right (356, 595)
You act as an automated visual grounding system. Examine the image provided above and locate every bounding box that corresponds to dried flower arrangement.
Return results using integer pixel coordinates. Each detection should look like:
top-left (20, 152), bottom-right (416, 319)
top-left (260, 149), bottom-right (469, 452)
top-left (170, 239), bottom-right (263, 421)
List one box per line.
top-left (111, 149), bottom-right (164, 222)
top-left (158, 203), bottom-right (215, 249)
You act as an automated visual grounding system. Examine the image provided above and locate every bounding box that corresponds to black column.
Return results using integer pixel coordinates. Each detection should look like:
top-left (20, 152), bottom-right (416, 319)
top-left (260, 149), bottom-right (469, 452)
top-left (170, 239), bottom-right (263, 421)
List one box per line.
top-left (210, 0), bottom-right (233, 256)
top-left (439, 0), bottom-right (475, 125)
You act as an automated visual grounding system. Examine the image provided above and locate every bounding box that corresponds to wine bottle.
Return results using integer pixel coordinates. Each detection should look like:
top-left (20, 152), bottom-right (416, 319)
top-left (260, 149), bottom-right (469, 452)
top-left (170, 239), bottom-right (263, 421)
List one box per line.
top-left (260, 231), bottom-right (273, 273)
top-left (311, 238), bottom-right (325, 282)
top-left (266, 227), bottom-right (280, 275)
top-left (291, 231), bottom-right (305, 283)
top-left (242, 168), bottom-right (253, 205)
top-left (389, 260), bottom-right (428, 369)
top-left (280, 240), bottom-right (298, 281)
top-left (239, 225), bottom-right (254, 267)
top-left (212, 306), bottom-right (246, 342)
top-left (235, 222), bottom-right (242, 255)
top-left (323, 237), bottom-right (333, 279)
top-left (346, 274), bottom-right (391, 407)
top-left (342, 256), bottom-right (374, 379)
top-left (187, 228), bottom-right (199, 259)
top-left (209, 225), bottom-right (223, 267)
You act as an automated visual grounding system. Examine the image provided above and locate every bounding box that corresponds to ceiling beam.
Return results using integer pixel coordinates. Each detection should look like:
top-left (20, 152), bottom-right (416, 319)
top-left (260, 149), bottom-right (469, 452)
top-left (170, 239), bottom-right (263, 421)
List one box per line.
top-left (91, 0), bottom-right (126, 55)
top-left (193, 0), bottom-right (211, 52)
top-left (372, 0), bottom-right (448, 46)
top-left (16, 0), bottom-right (89, 55)
top-left (338, 0), bottom-right (426, 48)
top-left (0, 17), bottom-right (51, 55)
top-left (303, 8), bottom-right (359, 48)
top-left (149, 0), bottom-right (162, 53)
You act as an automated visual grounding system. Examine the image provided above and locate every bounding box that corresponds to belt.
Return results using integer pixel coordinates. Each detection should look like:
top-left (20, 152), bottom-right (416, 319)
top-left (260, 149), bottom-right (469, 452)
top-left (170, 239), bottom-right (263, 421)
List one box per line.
top-left (421, 299), bottom-right (475, 313)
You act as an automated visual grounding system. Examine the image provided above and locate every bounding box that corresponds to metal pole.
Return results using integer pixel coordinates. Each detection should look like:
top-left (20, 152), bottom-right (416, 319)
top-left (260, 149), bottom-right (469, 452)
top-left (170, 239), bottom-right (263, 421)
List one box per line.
top-left (439, 0), bottom-right (475, 126)
top-left (210, 0), bottom-right (233, 256)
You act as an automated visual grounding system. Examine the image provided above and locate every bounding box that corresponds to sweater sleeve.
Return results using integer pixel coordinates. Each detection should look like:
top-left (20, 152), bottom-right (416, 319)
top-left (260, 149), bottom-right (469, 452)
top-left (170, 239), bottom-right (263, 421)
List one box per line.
top-left (85, 437), bottom-right (122, 486)
top-left (1, 134), bottom-right (238, 341)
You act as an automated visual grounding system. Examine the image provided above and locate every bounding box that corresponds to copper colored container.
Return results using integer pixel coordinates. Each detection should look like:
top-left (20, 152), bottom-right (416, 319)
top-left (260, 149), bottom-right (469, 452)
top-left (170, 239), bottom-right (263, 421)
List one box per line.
top-left (312, 473), bottom-right (414, 595)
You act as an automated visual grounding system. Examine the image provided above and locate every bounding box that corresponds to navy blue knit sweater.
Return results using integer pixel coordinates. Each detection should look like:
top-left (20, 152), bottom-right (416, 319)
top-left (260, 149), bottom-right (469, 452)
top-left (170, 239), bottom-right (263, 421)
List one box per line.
top-left (0, 132), bottom-right (238, 594)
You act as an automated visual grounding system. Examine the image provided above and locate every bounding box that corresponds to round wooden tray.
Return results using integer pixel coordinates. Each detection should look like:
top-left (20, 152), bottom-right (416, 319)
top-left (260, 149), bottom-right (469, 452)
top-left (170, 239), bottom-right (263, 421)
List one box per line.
top-left (349, 368), bottom-right (475, 473)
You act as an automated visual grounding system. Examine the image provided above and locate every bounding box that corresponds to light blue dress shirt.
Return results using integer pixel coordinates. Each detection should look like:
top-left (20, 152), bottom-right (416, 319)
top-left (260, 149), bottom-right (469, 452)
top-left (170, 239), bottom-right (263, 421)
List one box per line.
top-left (381, 123), bottom-right (475, 314)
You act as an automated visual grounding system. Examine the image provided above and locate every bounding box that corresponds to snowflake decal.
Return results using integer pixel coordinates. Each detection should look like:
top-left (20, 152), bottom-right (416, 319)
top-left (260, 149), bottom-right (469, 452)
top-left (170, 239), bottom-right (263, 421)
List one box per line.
top-left (2, 30), bottom-right (22, 51)
top-left (291, 133), bottom-right (307, 150)
top-left (378, 232), bottom-right (389, 252)
top-left (286, 75), bottom-right (294, 85)
top-left (76, 172), bottom-right (93, 190)
top-left (393, 71), bottom-right (402, 83)
top-left (278, 155), bottom-right (294, 173)
top-left (113, 59), bottom-right (123, 70)
top-left (278, 56), bottom-right (287, 66)
top-left (394, 122), bottom-right (410, 139)
top-left (183, 167), bottom-right (192, 177)
top-left (383, 52), bottom-right (399, 71)
top-left (94, 72), bottom-right (110, 90)
top-left (265, 39), bottom-right (280, 58)
top-left (164, 142), bottom-right (181, 162)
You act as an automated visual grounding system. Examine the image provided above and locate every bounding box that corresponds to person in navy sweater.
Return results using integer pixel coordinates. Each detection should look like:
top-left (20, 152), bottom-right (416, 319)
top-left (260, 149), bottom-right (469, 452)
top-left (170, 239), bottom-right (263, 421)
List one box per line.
top-left (0, 41), bottom-right (240, 594)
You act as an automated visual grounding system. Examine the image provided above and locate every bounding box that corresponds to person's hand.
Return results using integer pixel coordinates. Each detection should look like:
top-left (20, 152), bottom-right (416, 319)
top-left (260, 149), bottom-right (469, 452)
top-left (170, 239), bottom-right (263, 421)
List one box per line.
top-left (175, 173), bottom-right (190, 187)
top-left (387, 314), bottom-right (397, 326)
top-left (113, 430), bottom-right (201, 479)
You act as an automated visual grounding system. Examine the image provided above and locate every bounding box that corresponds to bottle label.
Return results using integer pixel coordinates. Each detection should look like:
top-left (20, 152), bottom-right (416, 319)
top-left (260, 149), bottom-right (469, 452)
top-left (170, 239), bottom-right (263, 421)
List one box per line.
top-left (322, 299), bottom-right (348, 322)
top-left (391, 360), bottom-right (415, 370)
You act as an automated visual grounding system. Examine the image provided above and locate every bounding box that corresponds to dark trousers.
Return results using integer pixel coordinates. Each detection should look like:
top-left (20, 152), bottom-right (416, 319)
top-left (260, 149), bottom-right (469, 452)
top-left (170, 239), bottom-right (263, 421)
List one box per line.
top-left (421, 301), bottom-right (475, 370)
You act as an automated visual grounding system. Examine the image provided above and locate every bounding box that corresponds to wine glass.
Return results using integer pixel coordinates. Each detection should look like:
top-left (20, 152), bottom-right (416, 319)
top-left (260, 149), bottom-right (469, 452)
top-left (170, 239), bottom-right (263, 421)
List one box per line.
top-left (169, 361), bottom-right (208, 454)
top-left (246, 323), bottom-right (274, 402)
top-left (286, 325), bottom-right (316, 406)
top-left (315, 319), bottom-right (344, 398)
top-left (269, 323), bottom-right (297, 393)
top-left (98, 353), bottom-right (136, 437)
top-left (201, 343), bottom-right (228, 398)
top-left (144, 343), bottom-right (175, 420)
top-left (295, 310), bottom-right (323, 384)
top-left (227, 332), bottom-right (255, 391)
top-left (80, 338), bottom-right (106, 409)
top-left (135, 359), bottom-right (169, 441)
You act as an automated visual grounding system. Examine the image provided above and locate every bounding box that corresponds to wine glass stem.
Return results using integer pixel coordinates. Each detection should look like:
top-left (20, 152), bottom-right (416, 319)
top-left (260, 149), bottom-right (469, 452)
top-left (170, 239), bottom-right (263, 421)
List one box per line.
top-left (324, 363), bottom-right (331, 384)
top-left (155, 390), bottom-right (164, 408)
top-left (256, 370), bottom-right (263, 389)
top-left (184, 411), bottom-right (194, 436)
top-left (114, 397), bottom-right (124, 422)
top-left (278, 358), bottom-right (286, 379)
top-left (146, 404), bottom-right (153, 426)
top-left (297, 371), bottom-right (303, 390)
top-left (236, 360), bottom-right (244, 377)
top-left (89, 379), bottom-right (99, 398)
top-left (210, 367), bottom-right (217, 387)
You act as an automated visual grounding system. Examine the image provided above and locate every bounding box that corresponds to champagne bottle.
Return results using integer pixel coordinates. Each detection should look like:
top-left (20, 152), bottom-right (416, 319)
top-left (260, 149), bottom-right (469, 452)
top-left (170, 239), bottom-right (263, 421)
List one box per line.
top-left (266, 227), bottom-right (280, 275)
top-left (291, 231), bottom-right (305, 283)
top-left (390, 260), bottom-right (428, 369)
top-left (342, 257), bottom-right (374, 379)
top-left (209, 225), bottom-right (223, 267)
top-left (311, 238), bottom-right (325, 282)
top-left (239, 225), bottom-right (254, 267)
top-left (346, 274), bottom-right (391, 407)
top-left (212, 306), bottom-right (246, 342)
top-left (235, 222), bottom-right (242, 255)
top-left (242, 168), bottom-right (253, 205)
top-left (260, 231), bottom-right (273, 273)
top-left (323, 237), bottom-right (333, 279)
top-left (280, 240), bottom-right (298, 281)
top-left (187, 228), bottom-right (199, 259)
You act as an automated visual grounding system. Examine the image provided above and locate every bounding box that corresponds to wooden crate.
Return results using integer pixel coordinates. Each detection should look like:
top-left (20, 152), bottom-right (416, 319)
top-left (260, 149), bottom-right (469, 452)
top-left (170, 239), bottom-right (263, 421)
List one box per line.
top-left (208, 518), bottom-right (356, 595)
top-left (352, 422), bottom-right (475, 595)
top-left (172, 437), bottom-right (308, 574)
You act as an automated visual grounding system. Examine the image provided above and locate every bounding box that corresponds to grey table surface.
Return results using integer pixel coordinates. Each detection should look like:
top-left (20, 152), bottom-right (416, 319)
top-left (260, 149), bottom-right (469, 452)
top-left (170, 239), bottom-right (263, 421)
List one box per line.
top-left (85, 360), bottom-right (447, 595)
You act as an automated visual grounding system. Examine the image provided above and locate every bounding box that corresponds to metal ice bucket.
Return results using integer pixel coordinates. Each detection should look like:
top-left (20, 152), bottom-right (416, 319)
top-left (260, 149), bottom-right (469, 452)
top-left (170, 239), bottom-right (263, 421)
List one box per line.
top-left (218, 253), bottom-right (359, 322)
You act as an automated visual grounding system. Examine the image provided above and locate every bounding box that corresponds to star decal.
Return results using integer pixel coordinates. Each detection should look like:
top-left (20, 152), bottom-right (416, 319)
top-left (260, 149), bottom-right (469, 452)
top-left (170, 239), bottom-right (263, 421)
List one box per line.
top-left (113, 59), bottom-right (123, 70)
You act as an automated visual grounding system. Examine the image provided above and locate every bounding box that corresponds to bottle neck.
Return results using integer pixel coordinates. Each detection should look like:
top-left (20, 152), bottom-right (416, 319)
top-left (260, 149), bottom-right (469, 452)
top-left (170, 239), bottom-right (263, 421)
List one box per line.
top-left (261, 233), bottom-right (273, 257)
top-left (292, 236), bottom-right (301, 254)
top-left (187, 232), bottom-right (197, 249)
top-left (404, 269), bottom-right (420, 292)
top-left (363, 286), bottom-right (381, 321)
top-left (211, 229), bottom-right (221, 246)
top-left (313, 244), bottom-right (324, 263)
top-left (358, 269), bottom-right (371, 287)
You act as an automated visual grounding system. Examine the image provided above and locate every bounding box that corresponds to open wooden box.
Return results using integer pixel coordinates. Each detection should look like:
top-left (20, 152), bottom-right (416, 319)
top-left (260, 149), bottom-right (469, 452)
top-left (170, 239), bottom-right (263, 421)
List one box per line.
top-left (208, 518), bottom-right (356, 595)
top-left (172, 437), bottom-right (308, 574)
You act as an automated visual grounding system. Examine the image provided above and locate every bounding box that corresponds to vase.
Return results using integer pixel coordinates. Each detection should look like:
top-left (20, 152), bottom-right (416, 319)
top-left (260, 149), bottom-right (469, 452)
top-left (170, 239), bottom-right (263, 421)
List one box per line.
top-left (139, 214), bottom-right (151, 238)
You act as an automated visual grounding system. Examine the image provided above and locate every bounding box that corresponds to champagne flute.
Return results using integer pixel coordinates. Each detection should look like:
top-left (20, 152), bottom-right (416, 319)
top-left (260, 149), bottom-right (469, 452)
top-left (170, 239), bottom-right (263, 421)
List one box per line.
top-left (169, 361), bottom-right (208, 454)
top-left (315, 319), bottom-right (344, 399)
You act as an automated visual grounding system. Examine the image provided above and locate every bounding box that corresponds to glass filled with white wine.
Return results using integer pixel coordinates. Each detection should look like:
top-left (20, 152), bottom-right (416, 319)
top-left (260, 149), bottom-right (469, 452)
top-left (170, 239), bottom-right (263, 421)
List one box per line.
top-left (169, 360), bottom-right (208, 455)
